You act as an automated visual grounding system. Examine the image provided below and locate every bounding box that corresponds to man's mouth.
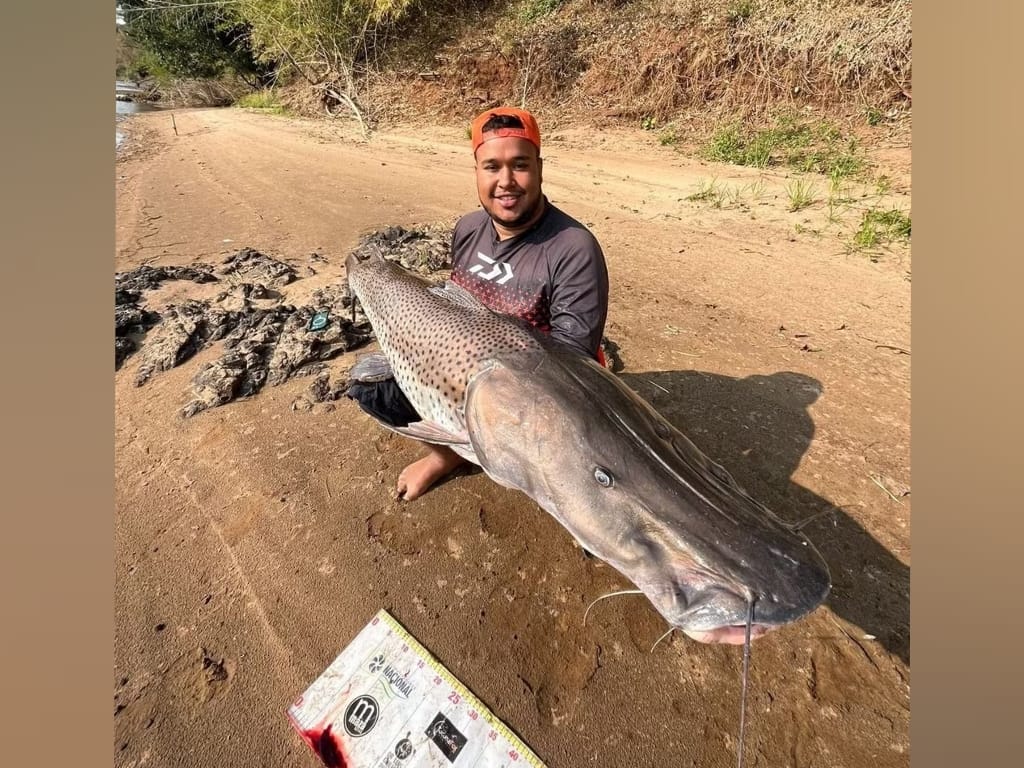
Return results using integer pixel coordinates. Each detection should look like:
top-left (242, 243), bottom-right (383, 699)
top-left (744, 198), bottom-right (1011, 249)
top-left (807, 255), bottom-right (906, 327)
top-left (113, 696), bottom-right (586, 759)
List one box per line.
top-left (494, 194), bottom-right (521, 210)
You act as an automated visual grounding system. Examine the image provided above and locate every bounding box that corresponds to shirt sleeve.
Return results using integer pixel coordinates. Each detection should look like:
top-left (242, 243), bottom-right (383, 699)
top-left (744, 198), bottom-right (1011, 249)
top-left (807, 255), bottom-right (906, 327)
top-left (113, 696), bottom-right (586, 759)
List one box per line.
top-left (449, 215), bottom-right (473, 272)
top-left (547, 231), bottom-right (609, 359)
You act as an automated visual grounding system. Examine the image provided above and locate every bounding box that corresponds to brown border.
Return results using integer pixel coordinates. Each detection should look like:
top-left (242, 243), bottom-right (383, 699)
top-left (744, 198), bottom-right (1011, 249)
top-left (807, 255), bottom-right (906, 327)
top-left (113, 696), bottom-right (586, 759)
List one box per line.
top-left (7, 5), bottom-right (111, 768)
top-left (12, 5), bottom-right (1019, 768)
top-left (914, 4), bottom-right (1022, 767)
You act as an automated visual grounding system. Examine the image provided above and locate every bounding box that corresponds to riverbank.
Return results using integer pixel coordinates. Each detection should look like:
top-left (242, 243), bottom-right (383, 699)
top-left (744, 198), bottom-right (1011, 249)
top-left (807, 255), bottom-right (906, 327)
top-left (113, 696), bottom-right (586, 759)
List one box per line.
top-left (115, 106), bottom-right (910, 768)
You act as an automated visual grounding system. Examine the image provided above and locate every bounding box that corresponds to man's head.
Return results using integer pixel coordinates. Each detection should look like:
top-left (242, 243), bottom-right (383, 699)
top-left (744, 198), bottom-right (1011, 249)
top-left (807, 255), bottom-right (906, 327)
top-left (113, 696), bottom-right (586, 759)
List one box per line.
top-left (471, 108), bottom-right (545, 238)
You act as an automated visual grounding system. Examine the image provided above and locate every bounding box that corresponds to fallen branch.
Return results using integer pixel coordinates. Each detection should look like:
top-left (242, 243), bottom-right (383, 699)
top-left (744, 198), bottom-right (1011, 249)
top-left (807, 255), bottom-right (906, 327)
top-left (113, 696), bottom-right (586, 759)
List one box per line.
top-left (323, 86), bottom-right (370, 139)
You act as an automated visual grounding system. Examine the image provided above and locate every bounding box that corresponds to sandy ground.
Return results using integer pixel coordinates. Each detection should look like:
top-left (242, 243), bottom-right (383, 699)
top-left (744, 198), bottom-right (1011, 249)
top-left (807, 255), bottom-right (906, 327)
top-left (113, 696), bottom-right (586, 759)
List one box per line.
top-left (115, 107), bottom-right (910, 768)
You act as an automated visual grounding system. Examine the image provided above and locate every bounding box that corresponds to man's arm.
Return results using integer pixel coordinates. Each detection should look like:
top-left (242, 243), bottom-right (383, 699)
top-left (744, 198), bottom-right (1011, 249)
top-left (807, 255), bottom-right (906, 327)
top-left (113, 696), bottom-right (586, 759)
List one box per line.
top-left (547, 232), bottom-right (609, 359)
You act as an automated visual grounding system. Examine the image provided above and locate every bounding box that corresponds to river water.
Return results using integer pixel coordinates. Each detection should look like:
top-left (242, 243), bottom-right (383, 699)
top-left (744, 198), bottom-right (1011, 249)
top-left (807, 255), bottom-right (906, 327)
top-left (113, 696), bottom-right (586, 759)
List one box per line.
top-left (116, 81), bottom-right (160, 149)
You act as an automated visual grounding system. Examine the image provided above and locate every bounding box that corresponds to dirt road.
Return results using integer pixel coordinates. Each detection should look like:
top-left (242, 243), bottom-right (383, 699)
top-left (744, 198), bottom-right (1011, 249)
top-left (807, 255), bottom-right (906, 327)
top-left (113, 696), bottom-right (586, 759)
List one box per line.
top-left (115, 107), bottom-right (910, 767)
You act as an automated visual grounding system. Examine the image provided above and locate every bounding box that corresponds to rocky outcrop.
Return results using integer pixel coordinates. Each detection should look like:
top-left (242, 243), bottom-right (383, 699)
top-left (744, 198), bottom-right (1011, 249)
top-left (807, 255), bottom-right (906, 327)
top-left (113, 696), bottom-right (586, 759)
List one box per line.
top-left (114, 234), bottom-right (450, 416)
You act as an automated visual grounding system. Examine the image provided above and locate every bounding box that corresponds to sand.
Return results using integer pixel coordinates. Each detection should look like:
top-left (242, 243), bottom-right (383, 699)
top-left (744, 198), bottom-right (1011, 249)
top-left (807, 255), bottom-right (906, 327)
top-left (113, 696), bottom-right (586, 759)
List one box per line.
top-left (115, 107), bottom-right (910, 768)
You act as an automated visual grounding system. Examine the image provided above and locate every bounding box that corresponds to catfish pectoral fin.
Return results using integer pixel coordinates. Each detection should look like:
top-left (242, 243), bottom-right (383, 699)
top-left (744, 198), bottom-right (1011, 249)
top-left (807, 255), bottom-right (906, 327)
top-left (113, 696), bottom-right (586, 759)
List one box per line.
top-left (393, 420), bottom-right (474, 449)
top-left (348, 352), bottom-right (394, 383)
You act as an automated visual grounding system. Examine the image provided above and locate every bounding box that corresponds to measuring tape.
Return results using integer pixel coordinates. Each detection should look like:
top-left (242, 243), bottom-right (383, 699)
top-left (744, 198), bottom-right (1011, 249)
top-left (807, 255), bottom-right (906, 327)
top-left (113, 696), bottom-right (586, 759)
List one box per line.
top-left (287, 609), bottom-right (546, 768)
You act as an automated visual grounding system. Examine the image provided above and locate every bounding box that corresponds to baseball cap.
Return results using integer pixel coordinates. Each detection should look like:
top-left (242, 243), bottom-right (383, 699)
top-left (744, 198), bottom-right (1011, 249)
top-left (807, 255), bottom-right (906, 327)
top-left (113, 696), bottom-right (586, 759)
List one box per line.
top-left (470, 107), bottom-right (541, 154)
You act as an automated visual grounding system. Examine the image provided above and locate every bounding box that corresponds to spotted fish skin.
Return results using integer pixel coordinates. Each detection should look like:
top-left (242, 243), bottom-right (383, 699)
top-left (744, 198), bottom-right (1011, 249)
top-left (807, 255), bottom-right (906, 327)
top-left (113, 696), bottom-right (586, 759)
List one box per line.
top-left (345, 252), bottom-right (540, 454)
top-left (345, 251), bottom-right (831, 643)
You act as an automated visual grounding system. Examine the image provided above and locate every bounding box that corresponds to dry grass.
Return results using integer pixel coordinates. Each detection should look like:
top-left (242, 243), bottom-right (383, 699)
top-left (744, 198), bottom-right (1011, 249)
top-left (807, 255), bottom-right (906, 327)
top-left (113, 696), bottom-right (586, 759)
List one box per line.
top-left (264, 0), bottom-right (912, 147)
top-left (150, 77), bottom-right (252, 108)
top-left (573, 0), bottom-right (911, 121)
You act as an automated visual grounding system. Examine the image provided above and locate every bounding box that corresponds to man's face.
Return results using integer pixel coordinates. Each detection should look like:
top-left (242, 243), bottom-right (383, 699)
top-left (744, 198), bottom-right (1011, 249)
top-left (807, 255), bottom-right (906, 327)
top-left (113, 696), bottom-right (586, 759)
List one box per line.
top-left (474, 136), bottom-right (544, 235)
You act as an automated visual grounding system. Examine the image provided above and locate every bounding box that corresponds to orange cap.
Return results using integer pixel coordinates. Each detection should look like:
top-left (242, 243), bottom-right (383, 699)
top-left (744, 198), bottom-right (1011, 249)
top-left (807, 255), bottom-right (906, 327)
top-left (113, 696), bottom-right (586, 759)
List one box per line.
top-left (470, 107), bottom-right (541, 154)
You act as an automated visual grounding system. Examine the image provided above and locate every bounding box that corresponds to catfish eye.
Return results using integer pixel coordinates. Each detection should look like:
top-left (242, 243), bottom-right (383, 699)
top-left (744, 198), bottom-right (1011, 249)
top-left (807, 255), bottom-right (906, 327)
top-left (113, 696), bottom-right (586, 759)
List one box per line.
top-left (594, 467), bottom-right (614, 488)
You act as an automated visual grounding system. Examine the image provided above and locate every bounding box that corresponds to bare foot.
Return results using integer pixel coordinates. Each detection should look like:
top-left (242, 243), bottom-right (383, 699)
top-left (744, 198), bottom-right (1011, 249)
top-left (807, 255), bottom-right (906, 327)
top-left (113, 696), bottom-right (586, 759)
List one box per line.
top-left (396, 445), bottom-right (466, 501)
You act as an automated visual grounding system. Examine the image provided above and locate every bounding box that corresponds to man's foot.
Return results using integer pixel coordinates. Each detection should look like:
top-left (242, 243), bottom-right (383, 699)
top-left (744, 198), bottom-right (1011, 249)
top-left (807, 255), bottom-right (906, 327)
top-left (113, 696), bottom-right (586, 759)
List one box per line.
top-left (396, 445), bottom-right (466, 501)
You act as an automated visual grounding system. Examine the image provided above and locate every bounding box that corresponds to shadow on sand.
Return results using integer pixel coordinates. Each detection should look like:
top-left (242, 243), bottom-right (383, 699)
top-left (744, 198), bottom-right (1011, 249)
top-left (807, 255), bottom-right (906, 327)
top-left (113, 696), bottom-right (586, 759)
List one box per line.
top-left (615, 368), bottom-right (910, 665)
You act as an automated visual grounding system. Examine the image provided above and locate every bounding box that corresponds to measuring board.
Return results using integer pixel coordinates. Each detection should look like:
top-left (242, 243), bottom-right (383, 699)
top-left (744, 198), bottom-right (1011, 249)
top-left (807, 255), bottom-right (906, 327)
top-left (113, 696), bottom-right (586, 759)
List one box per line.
top-left (287, 609), bottom-right (547, 768)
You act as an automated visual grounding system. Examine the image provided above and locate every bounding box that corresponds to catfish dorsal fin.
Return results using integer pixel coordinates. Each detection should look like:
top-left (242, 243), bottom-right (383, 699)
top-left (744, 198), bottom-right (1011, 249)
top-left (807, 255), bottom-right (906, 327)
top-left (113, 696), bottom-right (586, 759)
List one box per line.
top-left (428, 280), bottom-right (487, 311)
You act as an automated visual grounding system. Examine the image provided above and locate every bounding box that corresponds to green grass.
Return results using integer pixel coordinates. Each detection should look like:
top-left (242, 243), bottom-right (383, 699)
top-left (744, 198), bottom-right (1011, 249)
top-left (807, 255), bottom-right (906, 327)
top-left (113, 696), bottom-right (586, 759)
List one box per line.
top-left (727, 0), bottom-right (756, 25)
top-left (703, 113), bottom-right (865, 180)
top-left (865, 105), bottom-right (885, 126)
top-left (518, 0), bottom-right (564, 23)
top-left (235, 89), bottom-right (288, 114)
top-left (658, 124), bottom-right (680, 145)
top-left (686, 178), bottom-right (726, 208)
top-left (786, 178), bottom-right (816, 211)
top-left (685, 176), bottom-right (770, 211)
top-left (853, 208), bottom-right (912, 249)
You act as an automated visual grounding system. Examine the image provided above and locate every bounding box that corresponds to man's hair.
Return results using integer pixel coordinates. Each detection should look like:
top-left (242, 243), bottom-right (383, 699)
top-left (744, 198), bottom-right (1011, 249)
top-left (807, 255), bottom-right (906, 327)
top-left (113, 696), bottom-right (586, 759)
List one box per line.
top-left (480, 114), bottom-right (525, 133)
top-left (471, 107), bottom-right (541, 153)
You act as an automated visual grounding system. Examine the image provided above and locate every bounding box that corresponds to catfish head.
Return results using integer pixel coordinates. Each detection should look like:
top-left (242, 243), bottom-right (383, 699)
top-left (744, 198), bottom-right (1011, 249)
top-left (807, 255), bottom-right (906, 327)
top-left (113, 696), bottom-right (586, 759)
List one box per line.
top-left (464, 344), bottom-right (831, 645)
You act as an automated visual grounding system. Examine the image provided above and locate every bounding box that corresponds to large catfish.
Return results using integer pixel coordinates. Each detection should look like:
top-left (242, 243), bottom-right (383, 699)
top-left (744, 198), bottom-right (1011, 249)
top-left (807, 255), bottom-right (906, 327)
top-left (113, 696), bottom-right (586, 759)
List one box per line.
top-left (345, 251), bottom-right (830, 645)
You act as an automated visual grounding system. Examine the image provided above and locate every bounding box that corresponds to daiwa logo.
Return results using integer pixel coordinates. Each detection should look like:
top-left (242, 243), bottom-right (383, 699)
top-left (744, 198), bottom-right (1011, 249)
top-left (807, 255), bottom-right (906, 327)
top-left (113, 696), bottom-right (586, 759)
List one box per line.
top-left (469, 252), bottom-right (514, 285)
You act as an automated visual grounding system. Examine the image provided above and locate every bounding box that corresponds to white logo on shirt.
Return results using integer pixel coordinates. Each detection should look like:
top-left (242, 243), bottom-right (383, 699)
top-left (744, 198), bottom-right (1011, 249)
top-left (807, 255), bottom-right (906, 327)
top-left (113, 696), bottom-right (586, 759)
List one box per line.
top-left (469, 252), bottom-right (514, 285)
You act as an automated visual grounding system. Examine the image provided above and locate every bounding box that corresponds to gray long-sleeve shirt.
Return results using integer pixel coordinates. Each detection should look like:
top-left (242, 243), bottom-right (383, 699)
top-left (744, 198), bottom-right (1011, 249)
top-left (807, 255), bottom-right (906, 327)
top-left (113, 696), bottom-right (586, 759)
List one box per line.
top-left (450, 200), bottom-right (609, 359)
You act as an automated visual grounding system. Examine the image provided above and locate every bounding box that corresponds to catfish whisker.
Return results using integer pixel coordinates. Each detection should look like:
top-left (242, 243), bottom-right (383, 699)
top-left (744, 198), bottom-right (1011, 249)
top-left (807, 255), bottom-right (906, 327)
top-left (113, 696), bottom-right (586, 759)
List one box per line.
top-left (737, 597), bottom-right (756, 768)
top-left (649, 626), bottom-right (675, 653)
top-left (784, 507), bottom-right (836, 532)
top-left (582, 589), bottom-right (645, 626)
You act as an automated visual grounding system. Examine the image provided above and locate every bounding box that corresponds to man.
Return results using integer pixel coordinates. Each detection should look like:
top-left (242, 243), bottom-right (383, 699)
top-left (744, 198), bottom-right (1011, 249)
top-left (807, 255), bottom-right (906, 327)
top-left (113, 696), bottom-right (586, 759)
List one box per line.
top-left (348, 107), bottom-right (609, 500)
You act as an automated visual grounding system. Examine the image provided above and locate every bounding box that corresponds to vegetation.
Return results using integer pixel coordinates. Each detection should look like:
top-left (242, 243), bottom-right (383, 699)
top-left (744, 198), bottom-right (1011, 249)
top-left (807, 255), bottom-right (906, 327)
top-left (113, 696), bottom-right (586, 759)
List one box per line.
top-left (118, 0), bottom-right (269, 84)
top-left (517, 0), bottom-right (565, 23)
top-left (235, 89), bottom-right (289, 114)
top-left (786, 178), bottom-right (817, 212)
top-left (853, 208), bottom-right (912, 249)
top-left (703, 113), bottom-right (865, 179)
top-left (116, 1), bottom-right (911, 126)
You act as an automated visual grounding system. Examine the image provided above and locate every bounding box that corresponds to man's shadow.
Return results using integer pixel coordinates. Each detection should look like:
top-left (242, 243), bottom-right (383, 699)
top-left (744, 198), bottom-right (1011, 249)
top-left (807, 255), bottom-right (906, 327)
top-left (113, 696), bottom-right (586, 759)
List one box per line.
top-left (614, 366), bottom-right (910, 665)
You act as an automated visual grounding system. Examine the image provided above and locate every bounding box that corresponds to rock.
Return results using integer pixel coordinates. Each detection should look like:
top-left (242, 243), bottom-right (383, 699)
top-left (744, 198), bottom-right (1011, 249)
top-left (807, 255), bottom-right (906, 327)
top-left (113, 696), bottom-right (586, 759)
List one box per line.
top-left (115, 337), bottom-right (136, 369)
top-left (219, 247), bottom-right (297, 286)
top-left (116, 230), bottom-right (451, 414)
top-left (134, 301), bottom-right (238, 386)
top-left (350, 225), bottom-right (452, 274)
top-left (114, 265), bottom-right (218, 369)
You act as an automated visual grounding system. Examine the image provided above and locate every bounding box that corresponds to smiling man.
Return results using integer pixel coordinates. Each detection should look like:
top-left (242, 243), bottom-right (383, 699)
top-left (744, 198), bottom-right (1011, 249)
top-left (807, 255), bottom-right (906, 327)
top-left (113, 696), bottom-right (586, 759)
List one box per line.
top-left (347, 106), bottom-right (610, 500)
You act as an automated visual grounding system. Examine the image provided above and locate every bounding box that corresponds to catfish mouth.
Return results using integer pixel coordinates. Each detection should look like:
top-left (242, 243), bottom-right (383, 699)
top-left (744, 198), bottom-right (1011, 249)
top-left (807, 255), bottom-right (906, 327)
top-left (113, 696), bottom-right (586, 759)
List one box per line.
top-left (644, 576), bottom-right (828, 646)
top-left (682, 625), bottom-right (774, 645)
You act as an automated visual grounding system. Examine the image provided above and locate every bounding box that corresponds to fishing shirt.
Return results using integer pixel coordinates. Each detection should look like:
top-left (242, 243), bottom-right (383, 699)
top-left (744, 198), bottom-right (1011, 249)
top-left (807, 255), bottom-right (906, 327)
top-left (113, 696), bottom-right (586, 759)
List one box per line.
top-left (450, 199), bottom-right (609, 360)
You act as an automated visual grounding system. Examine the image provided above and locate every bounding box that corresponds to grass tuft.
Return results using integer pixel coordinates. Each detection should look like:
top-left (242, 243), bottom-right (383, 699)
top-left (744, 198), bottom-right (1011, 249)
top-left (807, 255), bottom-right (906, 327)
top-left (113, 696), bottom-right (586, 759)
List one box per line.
top-left (853, 208), bottom-right (911, 249)
top-left (786, 178), bottom-right (817, 211)
top-left (235, 89), bottom-right (288, 114)
top-left (703, 113), bottom-right (865, 180)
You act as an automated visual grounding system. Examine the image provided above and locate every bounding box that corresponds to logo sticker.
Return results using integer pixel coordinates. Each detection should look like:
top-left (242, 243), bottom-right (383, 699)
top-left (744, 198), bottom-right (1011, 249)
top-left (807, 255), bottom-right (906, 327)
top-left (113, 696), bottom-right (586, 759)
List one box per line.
top-left (380, 664), bottom-right (414, 699)
top-left (395, 737), bottom-right (413, 760)
top-left (425, 712), bottom-right (468, 763)
top-left (469, 252), bottom-right (514, 285)
top-left (343, 695), bottom-right (379, 737)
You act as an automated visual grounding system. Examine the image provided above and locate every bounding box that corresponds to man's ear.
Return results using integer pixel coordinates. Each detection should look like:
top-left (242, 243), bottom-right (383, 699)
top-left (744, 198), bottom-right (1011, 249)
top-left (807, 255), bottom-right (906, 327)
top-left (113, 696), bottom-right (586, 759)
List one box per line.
top-left (537, 156), bottom-right (543, 183)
